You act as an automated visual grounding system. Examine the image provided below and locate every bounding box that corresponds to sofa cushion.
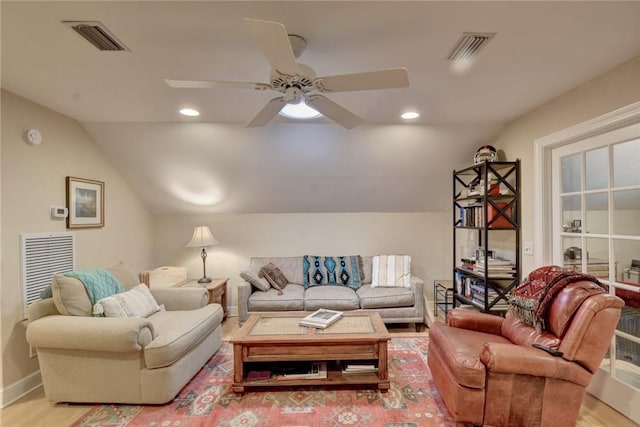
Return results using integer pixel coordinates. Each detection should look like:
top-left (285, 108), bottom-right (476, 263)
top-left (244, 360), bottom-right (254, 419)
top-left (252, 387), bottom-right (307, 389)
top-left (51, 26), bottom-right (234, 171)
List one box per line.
top-left (304, 285), bottom-right (360, 311)
top-left (259, 263), bottom-right (289, 293)
top-left (144, 303), bottom-right (223, 369)
top-left (248, 284), bottom-right (305, 312)
top-left (361, 256), bottom-right (373, 284)
top-left (303, 255), bottom-right (363, 290)
top-left (106, 262), bottom-right (141, 290)
top-left (249, 257), bottom-right (303, 285)
top-left (357, 284), bottom-right (415, 309)
top-left (52, 269), bottom-right (124, 317)
top-left (51, 274), bottom-right (93, 316)
top-left (372, 255), bottom-right (412, 288)
top-left (51, 263), bottom-right (139, 316)
top-left (93, 284), bottom-right (163, 318)
top-left (240, 268), bottom-right (271, 292)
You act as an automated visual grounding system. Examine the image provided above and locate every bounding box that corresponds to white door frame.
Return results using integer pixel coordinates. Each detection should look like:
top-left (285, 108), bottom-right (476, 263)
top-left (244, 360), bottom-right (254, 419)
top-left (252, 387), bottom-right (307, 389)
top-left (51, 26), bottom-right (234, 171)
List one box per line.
top-left (533, 100), bottom-right (640, 422)
top-left (533, 101), bottom-right (640, 267)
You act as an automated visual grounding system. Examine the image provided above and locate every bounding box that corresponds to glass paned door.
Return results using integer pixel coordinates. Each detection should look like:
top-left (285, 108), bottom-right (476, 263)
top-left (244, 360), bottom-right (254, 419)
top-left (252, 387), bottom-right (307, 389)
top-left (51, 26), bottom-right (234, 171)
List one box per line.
top-left (552, 125), bottom-right (640, 422)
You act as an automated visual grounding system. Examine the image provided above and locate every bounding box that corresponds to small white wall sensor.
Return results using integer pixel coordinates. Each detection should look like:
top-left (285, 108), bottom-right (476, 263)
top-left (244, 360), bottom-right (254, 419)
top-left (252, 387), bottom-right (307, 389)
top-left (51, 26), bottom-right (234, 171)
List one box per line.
top-left (23, 128), bottom-right (43, 145)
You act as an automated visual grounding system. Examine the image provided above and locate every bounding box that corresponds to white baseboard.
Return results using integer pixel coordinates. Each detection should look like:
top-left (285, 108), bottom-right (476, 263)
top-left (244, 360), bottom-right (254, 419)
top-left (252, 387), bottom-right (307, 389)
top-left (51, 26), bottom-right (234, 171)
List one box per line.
top-left (1, 370), bottom-right (42, 408)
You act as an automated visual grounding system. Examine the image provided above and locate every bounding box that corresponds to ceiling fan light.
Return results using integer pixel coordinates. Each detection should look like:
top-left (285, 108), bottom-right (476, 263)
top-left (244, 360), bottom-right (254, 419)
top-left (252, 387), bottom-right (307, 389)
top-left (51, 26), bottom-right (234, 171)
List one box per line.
top-left (401, 111), bottom-right (420, 120)
top-left (279, 101), bottom-right (322, 120)
top-left (179, 108), bottom-right (200, 117)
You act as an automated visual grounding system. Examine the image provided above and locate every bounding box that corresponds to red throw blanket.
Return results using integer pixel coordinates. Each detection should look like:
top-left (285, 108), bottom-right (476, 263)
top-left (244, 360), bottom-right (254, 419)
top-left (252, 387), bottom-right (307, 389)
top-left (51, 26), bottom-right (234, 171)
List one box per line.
top-left (509, 265), bottom-right (604, 331)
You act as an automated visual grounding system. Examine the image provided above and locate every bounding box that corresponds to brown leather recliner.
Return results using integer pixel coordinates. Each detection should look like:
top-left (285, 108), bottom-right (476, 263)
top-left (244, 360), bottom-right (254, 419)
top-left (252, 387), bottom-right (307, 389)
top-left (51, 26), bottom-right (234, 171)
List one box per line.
top-left (428, 281), bottom-right (623, 427)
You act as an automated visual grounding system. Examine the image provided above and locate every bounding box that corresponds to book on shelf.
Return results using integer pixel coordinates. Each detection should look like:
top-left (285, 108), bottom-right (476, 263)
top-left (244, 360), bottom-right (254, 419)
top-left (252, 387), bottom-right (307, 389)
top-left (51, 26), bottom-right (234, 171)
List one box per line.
top-left (245, 369), bottom-right (273, 382)
top-left (274, 362), bottom-right (327, 380)
top-left (474, 257), bottom-right (516, 277)
top-left (245, 362), bottom-right (275, 382)
top-left (340, 360), bottom-right (378, 374)
top-left (298, 308), bottom-right (343, 329)
top-left (460, 257), bottom-right (476, 269)
top-left (476, 258), bottom-right (514, 267)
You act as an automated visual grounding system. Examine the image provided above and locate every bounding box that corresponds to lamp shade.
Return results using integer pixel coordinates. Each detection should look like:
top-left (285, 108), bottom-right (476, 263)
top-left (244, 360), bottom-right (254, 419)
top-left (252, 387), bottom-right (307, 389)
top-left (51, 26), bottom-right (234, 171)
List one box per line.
top-left (186, 226), bottom-right (218, 248)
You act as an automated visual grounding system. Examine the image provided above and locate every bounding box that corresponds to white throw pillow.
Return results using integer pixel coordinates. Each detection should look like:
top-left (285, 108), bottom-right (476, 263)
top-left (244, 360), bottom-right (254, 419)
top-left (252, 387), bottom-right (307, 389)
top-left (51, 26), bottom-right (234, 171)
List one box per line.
top-left (93, 284), bottom-right (163, 317)
top-left (371, 255), bottom-right (412, 288)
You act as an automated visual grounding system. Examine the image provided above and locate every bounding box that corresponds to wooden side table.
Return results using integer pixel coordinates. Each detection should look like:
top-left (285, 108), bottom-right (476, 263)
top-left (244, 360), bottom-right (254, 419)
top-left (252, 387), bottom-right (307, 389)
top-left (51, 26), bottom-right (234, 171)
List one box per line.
top-left (173, 278), bottom-right (229, 318)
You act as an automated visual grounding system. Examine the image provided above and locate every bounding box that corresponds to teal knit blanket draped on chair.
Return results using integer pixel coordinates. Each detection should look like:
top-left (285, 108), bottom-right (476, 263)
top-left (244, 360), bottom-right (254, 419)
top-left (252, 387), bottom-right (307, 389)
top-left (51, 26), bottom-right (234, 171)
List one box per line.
top-left (64, 269), bottom-right (124, 315)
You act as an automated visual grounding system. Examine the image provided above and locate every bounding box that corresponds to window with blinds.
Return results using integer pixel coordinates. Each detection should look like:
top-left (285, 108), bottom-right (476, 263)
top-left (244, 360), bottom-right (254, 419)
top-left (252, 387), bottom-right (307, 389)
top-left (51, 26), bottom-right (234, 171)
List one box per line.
top-left (21, 232), bottom-right (75, 319)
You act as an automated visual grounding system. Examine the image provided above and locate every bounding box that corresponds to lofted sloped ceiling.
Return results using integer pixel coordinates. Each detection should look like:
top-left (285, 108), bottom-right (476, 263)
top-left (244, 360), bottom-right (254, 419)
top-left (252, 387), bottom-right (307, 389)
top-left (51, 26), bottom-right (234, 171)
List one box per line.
top-left (3, 1), bottom-right (640, 214)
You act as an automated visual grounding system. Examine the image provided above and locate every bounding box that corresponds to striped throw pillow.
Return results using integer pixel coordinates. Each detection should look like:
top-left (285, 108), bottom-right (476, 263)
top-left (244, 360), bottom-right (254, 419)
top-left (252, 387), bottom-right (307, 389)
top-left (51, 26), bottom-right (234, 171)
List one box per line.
top-left (371, 255), bottom-right (412, 288)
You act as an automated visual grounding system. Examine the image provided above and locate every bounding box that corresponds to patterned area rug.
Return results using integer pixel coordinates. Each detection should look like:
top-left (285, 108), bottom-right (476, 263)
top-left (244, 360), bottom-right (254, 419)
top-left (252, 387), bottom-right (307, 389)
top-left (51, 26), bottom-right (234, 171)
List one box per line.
top-left (72, 336), bottom-right (454, 427)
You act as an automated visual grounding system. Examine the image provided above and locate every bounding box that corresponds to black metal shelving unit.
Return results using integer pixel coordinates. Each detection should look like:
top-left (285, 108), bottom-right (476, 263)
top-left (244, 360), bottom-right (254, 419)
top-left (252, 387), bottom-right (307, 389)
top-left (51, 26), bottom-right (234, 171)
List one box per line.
top-left (452, 160), bottom-right (521, 313)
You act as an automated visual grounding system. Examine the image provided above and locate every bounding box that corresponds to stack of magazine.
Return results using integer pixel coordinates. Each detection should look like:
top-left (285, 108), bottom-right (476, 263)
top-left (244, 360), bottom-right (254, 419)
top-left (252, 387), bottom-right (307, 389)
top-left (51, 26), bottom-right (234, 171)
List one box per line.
top-left (474, 257), bottom-right (516, 278)
top-left (340, 360), bottom-right (378, 374)
top-left (274, 362), bottom-right (327, 380)
top-left (298, 308), bottom-right (343, 329)
top-left (245, 362), bottom-right (328, 382)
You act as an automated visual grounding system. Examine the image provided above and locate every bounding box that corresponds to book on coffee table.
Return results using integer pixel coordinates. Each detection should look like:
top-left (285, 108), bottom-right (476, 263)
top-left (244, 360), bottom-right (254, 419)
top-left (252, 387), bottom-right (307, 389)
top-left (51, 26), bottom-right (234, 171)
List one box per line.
top-left (298, 309), bottom-right (343, 329)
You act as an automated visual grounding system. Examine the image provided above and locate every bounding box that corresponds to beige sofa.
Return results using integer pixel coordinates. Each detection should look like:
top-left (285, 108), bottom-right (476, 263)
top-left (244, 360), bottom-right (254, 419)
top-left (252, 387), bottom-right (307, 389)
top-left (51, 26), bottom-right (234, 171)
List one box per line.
top-left (238, 256), bottom-right (425, 328)
top-left (26, 263), bottom-right (223, 404)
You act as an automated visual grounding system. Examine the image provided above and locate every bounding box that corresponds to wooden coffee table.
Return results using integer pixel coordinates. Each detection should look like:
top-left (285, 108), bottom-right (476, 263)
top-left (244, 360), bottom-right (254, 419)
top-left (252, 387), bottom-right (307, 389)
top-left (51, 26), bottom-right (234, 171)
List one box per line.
top-left (230, 312), bottom-right (391, 393)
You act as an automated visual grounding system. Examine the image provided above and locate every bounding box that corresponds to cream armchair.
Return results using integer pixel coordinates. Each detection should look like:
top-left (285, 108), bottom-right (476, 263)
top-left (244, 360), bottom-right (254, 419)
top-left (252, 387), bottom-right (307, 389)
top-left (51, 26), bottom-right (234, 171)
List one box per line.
top-left (26, 263), bottom-right (223, 404)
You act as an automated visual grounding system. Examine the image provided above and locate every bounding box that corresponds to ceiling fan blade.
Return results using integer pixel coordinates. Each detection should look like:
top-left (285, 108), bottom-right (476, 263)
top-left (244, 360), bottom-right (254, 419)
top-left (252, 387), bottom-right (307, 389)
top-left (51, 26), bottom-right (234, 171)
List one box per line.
top-left (244, 18), bottom-right (298, 76)
top-left (315, 68), bottom-right (409, 93)
top-left (306, 95), bottom-right (363, 129)
top-left (246, 97), bottom-right (287, 127)
top-left (165, 79), bottom-right (270, 91)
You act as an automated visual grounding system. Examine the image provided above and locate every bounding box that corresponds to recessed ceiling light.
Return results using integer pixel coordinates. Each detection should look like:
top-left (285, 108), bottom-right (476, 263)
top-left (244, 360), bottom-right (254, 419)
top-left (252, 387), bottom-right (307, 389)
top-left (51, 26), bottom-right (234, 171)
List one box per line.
top-left (401, 111), bottom-right (420, 120)
top-left (279, 101), bottom-right (322, 120)
top-left (179, 108), bottom-right (200, 117)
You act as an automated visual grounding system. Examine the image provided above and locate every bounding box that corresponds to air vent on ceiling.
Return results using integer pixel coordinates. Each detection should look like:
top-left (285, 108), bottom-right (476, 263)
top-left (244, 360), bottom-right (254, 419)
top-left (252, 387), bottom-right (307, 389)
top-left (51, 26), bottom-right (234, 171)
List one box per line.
top-left (447, 32), bottom-right (495, 61)
top-left (63, 20), bottom-right (129, 51)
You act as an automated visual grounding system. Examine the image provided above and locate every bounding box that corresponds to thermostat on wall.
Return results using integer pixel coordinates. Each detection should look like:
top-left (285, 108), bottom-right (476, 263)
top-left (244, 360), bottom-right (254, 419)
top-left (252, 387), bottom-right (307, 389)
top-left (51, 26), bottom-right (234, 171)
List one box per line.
top-left (50, 206), bottom-right (68, 219)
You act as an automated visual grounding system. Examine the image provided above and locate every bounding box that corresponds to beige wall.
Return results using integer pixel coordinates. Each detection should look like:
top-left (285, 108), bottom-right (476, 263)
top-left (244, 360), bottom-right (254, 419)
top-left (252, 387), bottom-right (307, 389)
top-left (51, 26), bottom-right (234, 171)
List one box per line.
top-left (153, 212), bottom-right (450, 313)
top-left (494, 55), bottom-right (640, 275)
top-left (0, 90), bottom-right (154, 405)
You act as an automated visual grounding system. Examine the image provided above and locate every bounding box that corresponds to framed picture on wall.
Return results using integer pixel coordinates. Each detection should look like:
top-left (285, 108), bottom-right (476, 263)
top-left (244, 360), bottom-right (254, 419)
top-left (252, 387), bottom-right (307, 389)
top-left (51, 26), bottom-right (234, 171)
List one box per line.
top-left (66, 176), bottom-right (104, 228)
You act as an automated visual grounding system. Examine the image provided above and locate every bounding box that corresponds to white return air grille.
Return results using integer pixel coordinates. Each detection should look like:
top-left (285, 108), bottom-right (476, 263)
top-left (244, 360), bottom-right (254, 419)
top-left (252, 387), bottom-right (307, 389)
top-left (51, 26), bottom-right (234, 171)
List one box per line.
top-left (447, 32), bottom-right (496, 61)
top-left (21, 232), bottom-right (75, 319)
top-left (62, 21), bottom-right (129, 51)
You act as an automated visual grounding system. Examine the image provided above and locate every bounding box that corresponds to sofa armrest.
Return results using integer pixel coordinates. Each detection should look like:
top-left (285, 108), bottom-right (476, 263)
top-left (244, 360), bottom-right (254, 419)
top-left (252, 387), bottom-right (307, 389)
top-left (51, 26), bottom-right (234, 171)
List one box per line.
top-left (28, 298), bottom-right (59, 322)
top-left (410, 275), bottom-right (425, 314)
top-left (27, 315), bottom-right (155, 352)
top-left (447, 309), bottom-right (504, 335)
top-left (149, 287), bottom-right (208, 310)
top-left (479, 342), bottom-right (592, 386)
top-left (237, 281), bottom-right (252, 324)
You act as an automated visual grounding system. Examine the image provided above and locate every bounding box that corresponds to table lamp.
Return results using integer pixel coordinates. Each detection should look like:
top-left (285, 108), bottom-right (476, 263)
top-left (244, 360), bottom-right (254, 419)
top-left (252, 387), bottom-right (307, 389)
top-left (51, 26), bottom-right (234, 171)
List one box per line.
top-left (186, 226), bottom-right (219, 283)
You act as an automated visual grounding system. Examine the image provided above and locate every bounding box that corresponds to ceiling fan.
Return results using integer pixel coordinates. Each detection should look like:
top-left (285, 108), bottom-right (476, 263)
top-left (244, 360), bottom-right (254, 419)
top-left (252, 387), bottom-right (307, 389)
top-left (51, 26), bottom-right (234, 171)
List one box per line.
top-left (166, 18), bottom-right (410, 129)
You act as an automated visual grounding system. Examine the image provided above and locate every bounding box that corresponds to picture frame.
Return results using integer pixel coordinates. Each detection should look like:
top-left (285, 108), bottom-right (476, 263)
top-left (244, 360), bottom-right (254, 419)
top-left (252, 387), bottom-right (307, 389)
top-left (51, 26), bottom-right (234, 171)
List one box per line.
top-left (66, 176), bottom-right (104, 228)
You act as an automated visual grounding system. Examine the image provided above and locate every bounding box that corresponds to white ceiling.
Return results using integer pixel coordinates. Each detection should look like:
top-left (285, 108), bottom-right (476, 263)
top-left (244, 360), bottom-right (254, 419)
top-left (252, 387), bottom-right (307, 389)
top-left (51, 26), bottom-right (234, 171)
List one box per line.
top-left (3, 1), bottom-right (640, 214)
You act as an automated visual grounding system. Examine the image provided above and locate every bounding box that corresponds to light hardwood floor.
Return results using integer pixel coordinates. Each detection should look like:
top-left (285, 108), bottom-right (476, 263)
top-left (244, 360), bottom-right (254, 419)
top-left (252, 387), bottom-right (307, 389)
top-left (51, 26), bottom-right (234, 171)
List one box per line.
top-left (1, 317), bottom-right (635, 427)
